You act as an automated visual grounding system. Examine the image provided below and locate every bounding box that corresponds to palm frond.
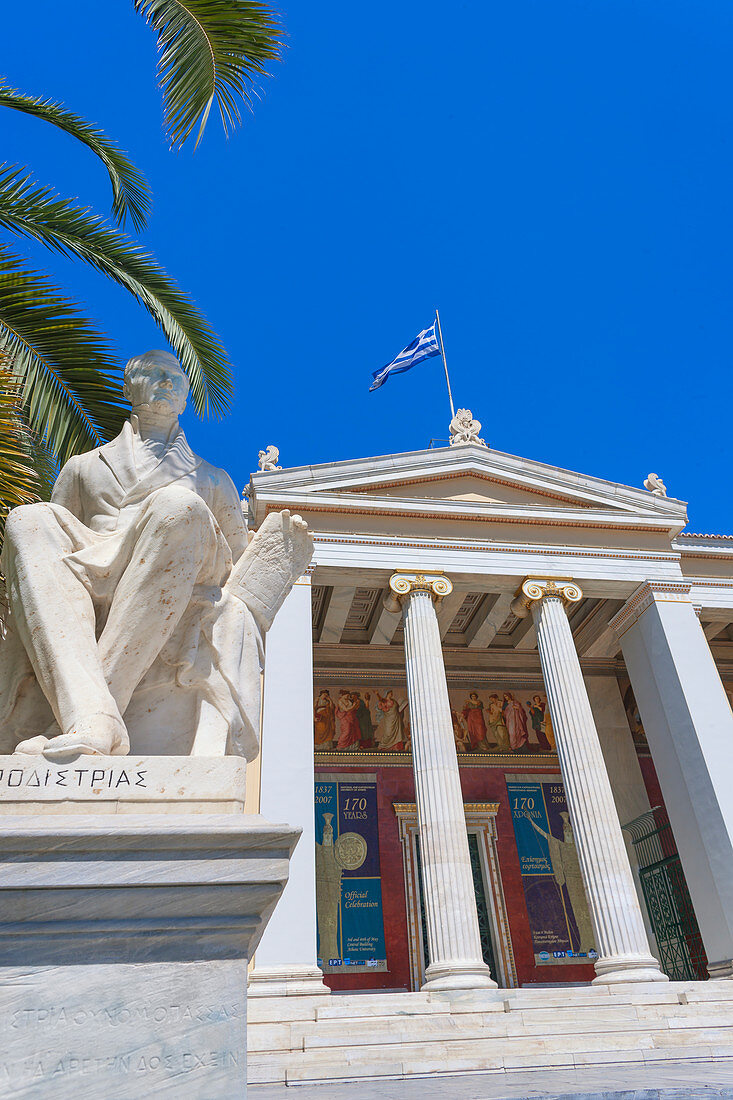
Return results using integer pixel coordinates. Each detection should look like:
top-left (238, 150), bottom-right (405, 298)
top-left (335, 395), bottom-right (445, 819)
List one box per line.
top-left (133, 0), bottom-right (283, 149)
top-left (0, 245), bottom-right (127, 465)
top-left (0, 165), bottom-right (233, 417)
top-left (0, 359), bottom-right (45, 538)
top-left (0, 81), bottom-right (151, 231)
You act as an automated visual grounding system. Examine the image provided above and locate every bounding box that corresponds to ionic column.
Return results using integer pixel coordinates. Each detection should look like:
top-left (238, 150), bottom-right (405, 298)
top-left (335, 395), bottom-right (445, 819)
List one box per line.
top-left (389, 572), bottom-right (496, 992)
top-left (512, 578), bottom-right (667, 985)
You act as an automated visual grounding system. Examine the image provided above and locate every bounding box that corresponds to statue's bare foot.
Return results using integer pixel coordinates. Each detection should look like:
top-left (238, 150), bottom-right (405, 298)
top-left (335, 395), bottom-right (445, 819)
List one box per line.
top-left (14, 735), bottom-right (51, 755)
top-left (42, 715), bottom-right (130, 760)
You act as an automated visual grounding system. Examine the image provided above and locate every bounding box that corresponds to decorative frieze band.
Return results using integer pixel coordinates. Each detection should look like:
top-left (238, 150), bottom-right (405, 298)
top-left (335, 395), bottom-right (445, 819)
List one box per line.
top-left (510, 577), bottom-right (583, 619)
top-left (609, 581), bottom-right (693, 639)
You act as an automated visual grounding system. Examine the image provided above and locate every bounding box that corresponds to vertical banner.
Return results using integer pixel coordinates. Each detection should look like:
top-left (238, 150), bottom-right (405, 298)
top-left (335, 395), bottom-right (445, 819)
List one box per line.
top-left (506, 776), bottom-right (597, 966)
top-left (314, 773), bottom-right (387, 973)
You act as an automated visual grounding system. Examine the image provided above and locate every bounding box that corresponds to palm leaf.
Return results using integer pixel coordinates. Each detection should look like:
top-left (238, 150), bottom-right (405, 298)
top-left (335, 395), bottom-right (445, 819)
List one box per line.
top-left (0, 245), bottom-right (127, 465)
top-left (0, 165), bottom-right (233, 417)
top-left (0, 360), bottom-right (45, 538)
top-left (0, 81), bottom-right (151, 231)
top-left (133, 0), bottom-right (283, 149)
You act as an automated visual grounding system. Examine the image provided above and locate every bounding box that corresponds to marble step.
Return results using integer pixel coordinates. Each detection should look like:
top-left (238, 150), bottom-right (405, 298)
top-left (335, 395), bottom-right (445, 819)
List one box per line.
top-left (249, 1037), bottom-right (733, 1086)
top-left (315, 997), bottom-right (453, 1021)
top-left (250, 1024), bottom-right (733, 1077)
top-left (248, 1001), bottom-right (733, 1055)
top-left (247, 991), bottom-right (437, 1024)
top-left (246, 981), bottom-right (733, 1025)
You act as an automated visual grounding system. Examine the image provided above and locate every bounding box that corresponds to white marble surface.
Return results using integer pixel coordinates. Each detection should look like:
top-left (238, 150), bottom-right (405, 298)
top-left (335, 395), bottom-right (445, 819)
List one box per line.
top-left (448, 408), bottom-right (486, 447)
top-left (615, 584), bottom-right (733, 976)
top-left (396, 574), bottom-right (495, 992)
top-left (585, 675), bottom-right (658, 947)
top-left (1, 959), bottom-right (247, 1098)
top-left (0, 350), bottom-right (312, 762)
top-left (246, 983), bottom-right (733, 1087)
top-left (0, 755), bottom-right (247, 814)
top-left (0, 813), bottom-right (300, 1098)
top-left (529, 588), bottom-right (666, 985)
top-left (258, 445), bottom-right (282, 471)
top-left (250, 579), bottom-right (328, 996)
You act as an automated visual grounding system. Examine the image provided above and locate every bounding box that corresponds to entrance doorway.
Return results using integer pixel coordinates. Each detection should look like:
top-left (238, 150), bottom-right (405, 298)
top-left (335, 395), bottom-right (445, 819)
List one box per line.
top-left (624, 808), bottom-right (708, 981)
top-left (394, 802), bottom-right (517, 989)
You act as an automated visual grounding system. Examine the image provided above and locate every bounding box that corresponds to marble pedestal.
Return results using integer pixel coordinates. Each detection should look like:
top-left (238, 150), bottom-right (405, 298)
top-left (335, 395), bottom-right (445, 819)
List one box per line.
top-left (0, 754), bottom-right (248, 815)
top-left (0, 756), bottom-right (300, 1099)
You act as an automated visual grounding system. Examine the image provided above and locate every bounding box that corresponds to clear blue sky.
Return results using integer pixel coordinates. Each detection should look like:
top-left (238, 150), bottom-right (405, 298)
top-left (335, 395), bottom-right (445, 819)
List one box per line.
top-left (4, 1), bottom-right (732, 531)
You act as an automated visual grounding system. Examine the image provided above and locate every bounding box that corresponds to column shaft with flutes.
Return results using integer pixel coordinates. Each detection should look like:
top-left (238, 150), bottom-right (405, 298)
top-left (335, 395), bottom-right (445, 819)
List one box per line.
top-left (389, 571), bottom-right (496, 991)
top-left (513, 578), bottom-right (667, 984)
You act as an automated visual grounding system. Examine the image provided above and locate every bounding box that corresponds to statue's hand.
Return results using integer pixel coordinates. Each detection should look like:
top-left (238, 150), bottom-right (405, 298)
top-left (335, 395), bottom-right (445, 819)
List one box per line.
top-left (226, 508), bottom-right (314, 631)
top-left (280, 510), bottom-right (315, 582)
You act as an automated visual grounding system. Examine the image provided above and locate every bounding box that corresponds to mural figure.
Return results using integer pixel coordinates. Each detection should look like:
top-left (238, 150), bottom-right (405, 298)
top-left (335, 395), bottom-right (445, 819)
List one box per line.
top-left (314, 689), bottom-right (336, 747)
top-left (502, 691), bottom-right (529, 750)
top-left (544, 706), bottom-right (556, 752)
top-left (315, 813), bottom-right (342, 963)
top-left (374, 690), bottom-right (407, 751)
top-left (527, 694), bottom-right (552, 751)
top-left (402, 709), bottom-right (412, 752)
top-left (335, 690), bottom-right (361, 750)
top-left (451, 708), bottom-right (470, 752)
top-left (529, 812), bottom-right (595, 954)
top-left (354, 691), bottom-right (374, 745)
top-left (462, 691), bottom-right (488, 750)
top-left (313, 682), bottom-right (556, 756)
top-left (486, 693), bottom-right (510, 751)
top-left (623, 684), bottom-right (647, 747)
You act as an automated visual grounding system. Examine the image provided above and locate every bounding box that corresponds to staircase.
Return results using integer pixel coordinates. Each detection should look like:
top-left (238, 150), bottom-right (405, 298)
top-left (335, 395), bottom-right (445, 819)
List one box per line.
top-left (247, 981), bottom-right (733, 1086)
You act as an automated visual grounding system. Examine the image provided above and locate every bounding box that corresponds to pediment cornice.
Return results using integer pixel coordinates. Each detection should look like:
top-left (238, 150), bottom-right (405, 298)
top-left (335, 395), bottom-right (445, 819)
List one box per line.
top-left (253, 488), bottom-right (683, 537)
top-left (249, 444), bottom-right (687, 533)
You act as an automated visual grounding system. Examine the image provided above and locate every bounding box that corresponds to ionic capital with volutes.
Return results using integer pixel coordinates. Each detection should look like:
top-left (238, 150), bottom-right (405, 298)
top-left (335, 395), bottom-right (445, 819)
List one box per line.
top-left (388, 571), bottom-right (453, 606)
top-left (510, 577), bottom-right (583, 619)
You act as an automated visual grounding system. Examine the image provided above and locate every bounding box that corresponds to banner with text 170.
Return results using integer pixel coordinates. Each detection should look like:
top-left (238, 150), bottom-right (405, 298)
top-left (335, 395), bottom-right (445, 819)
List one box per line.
top-left (507, 779), bottom-right (596, 966)
top-left (314, 778), bottom-right (387, 974)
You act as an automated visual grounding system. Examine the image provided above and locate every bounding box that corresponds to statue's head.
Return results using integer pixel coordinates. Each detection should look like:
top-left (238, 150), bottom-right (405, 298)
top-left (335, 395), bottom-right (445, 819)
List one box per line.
top-left (123, 350), bottom-right (190, 418)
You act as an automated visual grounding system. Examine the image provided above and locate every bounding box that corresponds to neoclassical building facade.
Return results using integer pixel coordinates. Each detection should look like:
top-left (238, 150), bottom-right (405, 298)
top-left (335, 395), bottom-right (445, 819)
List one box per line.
top-left (243, 439), bottom-right (733, 1082)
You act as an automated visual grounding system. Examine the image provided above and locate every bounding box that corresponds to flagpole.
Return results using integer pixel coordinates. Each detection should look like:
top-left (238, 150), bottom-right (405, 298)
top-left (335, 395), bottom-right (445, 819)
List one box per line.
top-left (435, 308), bottom-right (456, 421)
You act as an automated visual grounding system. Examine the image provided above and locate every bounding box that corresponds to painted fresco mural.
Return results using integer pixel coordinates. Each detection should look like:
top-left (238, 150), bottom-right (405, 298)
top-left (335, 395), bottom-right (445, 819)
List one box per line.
top-left (314, 684), bottom-right (557, 756)
top-left (507, 776), bottom-right (596, 966)
top-left (618, 678), bottom-right (648, 749)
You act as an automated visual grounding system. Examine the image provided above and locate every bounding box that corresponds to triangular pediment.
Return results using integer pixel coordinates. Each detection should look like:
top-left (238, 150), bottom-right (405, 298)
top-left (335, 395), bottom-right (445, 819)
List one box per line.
top-left (341, 471), bottom-right (595, 509)
top-left (250, 444), bottom-right (688, 532)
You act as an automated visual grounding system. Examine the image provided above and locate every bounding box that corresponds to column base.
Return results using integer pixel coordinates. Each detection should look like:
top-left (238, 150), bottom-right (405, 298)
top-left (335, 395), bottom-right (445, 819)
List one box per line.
top-left (707, 960), bottom-right (733, 980)
top-left (422, 960), bottom-right (498, 992)
top-left (248, 965), bottom-right (330, 997)
top-left (592, 952), bottom-right (669, 985)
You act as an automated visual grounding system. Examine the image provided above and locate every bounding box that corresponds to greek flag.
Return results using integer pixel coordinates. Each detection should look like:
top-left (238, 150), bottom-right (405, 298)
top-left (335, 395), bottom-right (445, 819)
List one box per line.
top-left (369, 321), bottom-right (441, 391)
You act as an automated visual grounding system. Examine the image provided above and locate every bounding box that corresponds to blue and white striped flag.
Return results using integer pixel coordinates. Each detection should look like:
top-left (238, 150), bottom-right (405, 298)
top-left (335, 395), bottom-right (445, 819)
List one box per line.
top-left (369, 321), bottom-right (441, 391)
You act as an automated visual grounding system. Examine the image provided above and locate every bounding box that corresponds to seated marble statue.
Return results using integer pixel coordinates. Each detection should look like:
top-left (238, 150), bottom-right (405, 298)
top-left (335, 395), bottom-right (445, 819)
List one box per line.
top-left (0, 350), bottom-right (312, 761)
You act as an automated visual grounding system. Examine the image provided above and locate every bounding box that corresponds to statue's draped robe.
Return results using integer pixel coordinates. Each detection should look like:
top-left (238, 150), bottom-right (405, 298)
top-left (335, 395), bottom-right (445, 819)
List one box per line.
top-left (0, 421), bottom-right (271, 758)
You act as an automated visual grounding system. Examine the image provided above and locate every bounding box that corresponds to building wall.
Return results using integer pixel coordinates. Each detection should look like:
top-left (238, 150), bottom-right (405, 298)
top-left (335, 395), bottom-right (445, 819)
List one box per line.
top-left (312, 671), bottom-right (705, 991)
top-left (314, 758), bottom-right (601, 990)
